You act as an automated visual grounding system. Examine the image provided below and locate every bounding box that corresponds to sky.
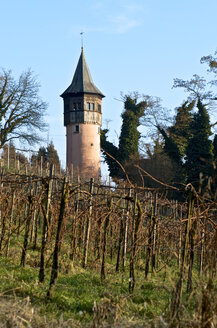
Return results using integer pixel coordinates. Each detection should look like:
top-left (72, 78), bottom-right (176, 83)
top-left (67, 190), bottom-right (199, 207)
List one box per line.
top-left (1, 0), bottom-right (217, 174)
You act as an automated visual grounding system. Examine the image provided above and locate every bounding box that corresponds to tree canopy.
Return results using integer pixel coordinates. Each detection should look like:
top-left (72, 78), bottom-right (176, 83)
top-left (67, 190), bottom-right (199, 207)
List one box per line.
top-left (31, 141), bottom-right (60, 169)
top-left (185, 100), bottom-right (214, 187)
top-left (0, 69), bottom-right (47, 149)
top-left (101, 94), bottom-right (147, 179)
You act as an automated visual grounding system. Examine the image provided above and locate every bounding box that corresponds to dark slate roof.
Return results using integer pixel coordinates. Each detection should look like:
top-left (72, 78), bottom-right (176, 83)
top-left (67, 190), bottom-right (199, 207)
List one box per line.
top-left (61, 50), bottom-right (105, 98)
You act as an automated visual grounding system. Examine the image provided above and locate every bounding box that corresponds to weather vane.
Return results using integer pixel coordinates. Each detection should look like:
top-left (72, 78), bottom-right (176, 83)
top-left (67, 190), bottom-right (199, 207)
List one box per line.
top-left (80, 31), bottom-right (84, 50)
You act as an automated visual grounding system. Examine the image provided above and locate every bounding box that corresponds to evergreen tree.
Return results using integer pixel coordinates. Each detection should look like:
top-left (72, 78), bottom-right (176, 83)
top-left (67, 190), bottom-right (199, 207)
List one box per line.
top-left (156, 101), bottom-right (196, 186)
top-left (157, 127), bottom-right (182, 165)
top-left (156, 126), bottom-right (184, 188)
top-left (168, 101), bottom-right (195, 157)
top-left (38, 146), bottom-right (47, 162)
top-left (212, 134), bottom-right (217, 197)
top-left (118, 96), bottom-right (145, 163)
top-left (101, 95), bottom-right (146, 179)
top-left (213, 134), bottom-right (217, 159)
top-left (185, 100), bottom-right (214, 188)
top-left (33, 142), bottom-right (60, 170)
top-left (101, 129), bottom-right (119, 178)
top-left (47, 141), bottom-right (60, 166)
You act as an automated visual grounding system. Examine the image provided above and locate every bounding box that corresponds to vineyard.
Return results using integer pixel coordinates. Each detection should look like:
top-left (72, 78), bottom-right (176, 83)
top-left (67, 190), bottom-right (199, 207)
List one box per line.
top-left (0, 166), bottom-right (216, 327)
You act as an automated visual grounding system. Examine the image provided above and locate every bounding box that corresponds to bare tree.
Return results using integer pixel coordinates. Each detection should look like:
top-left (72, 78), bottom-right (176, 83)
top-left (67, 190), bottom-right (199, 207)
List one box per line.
top-left (173, 74), bottom-right (216, 101)
top-left (0, 69), bottom-right (47, 149)
top-left (201, 51), bottom-right (217, 75)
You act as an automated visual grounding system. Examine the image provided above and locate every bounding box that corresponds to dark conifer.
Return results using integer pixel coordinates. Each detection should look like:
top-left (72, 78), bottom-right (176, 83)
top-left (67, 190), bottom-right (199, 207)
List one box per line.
top-left (101, 95), bottom-right (146, 179)
top-left (185, 100), bottom-right (214, 188)
top-left (168, 101), bottom-right (195, 158)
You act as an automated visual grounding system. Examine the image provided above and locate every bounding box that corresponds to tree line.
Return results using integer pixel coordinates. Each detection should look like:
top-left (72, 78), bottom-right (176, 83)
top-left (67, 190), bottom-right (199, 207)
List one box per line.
top-left (1, 50), bottom-right (217, 197)
top-left (1, 141), bottom-right (61, 174)
top-left (101, 51), bottom-right (217, 198)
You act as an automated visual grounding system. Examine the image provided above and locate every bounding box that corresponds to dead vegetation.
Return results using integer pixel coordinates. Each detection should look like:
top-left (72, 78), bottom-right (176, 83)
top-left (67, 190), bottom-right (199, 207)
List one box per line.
top-left (0, 296), bottom-right (79, 328)
top-left (0, 169), bottom-right (216, 327)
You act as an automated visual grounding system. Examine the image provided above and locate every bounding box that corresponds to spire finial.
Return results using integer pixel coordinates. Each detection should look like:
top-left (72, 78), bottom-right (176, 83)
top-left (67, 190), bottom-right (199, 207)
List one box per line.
top-left (80, 31), bottom-right (84, 51)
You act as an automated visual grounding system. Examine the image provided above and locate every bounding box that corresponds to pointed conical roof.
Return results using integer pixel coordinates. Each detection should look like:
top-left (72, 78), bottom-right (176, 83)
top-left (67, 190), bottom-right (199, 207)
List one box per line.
top-left (61, 50), bottom-right (104, 98)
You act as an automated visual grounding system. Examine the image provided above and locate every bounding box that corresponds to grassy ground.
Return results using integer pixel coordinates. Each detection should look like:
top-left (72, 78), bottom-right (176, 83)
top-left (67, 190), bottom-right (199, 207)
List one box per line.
top-left (0, 241), bottom-right (216, 327)
top-left (0, 257), bottom-right (170, 325)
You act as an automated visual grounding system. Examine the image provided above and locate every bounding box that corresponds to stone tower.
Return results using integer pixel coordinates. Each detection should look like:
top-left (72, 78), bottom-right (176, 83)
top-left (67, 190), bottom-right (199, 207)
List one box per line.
top-left (61, 49), bottom-right (104, 178)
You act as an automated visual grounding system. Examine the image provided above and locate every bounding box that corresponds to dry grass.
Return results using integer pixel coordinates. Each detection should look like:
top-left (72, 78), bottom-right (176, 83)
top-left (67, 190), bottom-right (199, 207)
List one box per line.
top-left (0, 294), bottom-right (165, 328)
top-left (0, 291), bottom-right (216, 328)
top-left (0, 296), bottom-right (80, 328)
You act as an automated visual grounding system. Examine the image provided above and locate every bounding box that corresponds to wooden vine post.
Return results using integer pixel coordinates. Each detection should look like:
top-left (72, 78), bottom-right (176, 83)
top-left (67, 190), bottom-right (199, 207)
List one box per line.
top-left (145, 193), bottom-right (157, 279)
top-left (101, 196), bottom-right (112, 280)
top-left (170, 186), bottom-right (195, 320)
top-left (20, 193), bottom-right (33, 267)
top-left (47, 177), bottom-right (68, 298)
top-left (115, 210), bottom-right (124, 272)
top-left (82, 177), bottom-right (94, 268)
top-left (151, 193), bottom-right (158, 272)
top-left (5, 191), bottom-right (15, 257)
top-left (39, 165), bottom-right (53, 283)
top-left (129, 196), bottom-right (142, 293)
top-left (122, 188), bottom-right (131, 271)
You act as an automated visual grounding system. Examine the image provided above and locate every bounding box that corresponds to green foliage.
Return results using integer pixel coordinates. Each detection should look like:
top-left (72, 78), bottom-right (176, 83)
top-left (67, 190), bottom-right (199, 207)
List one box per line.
top-left (118, 96), bottom-right (145, 163)
top-left (37, 146), bottom-right (47, 161)
top-left (213, 134), bottom-right (217, 159)
top-left (185, 100), bottom-right (214, 187)
top-left (140, 151), bottom-right (177, 189)
top-left (46, 141), bottom-right (60, 166)
top-left (31, 141), bottom-right (60, 168)
top-left (101, 95), bottom-right (146, 179)
top-left (168, 101), bottom-right (195, 158)
top-left (100, 129), bottom-right (120, 177)
top-left (149, 101), bottom-right (194, 189)
top-left (157, 101), bottom-right (195, 167)
top-left (156, 126), bottom-right (184, 191)
top-left (157, 100), bottom-right (215, 191)
top-left (157, 127), bottom-right (182, 165)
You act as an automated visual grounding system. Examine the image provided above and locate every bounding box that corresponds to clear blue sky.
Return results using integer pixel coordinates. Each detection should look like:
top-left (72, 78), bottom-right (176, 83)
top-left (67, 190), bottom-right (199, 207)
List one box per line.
top-left (1, 0), bottom-right (217, 171)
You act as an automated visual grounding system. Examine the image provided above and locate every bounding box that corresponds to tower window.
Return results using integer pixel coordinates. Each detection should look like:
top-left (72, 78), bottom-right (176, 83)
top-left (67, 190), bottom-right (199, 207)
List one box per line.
top-left (73, 103), bottom-right (77, 110)
top-left (98, 104), bottom-right (101, 113)
top-left (74, 125), bottom-right (79, 133)
top-left (87, 102), bottom-right (95, 111)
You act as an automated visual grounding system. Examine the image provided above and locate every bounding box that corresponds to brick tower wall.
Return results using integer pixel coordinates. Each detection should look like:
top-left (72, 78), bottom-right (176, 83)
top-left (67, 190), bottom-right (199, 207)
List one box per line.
top-left (66, 123), bottom-right (101, 178)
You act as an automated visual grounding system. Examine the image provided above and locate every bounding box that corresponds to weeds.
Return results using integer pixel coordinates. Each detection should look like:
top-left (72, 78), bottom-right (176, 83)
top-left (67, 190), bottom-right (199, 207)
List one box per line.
top-left (0, 171), bottom-right (216, 327)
